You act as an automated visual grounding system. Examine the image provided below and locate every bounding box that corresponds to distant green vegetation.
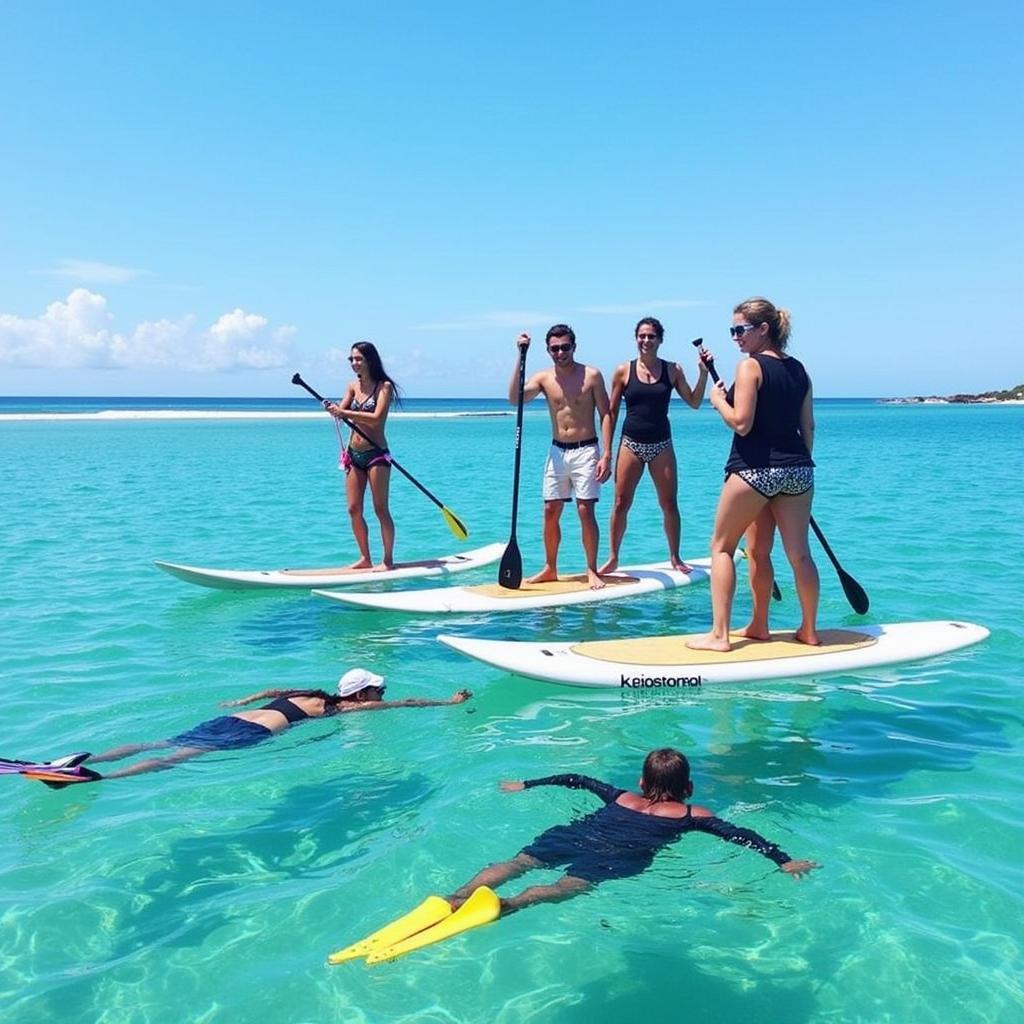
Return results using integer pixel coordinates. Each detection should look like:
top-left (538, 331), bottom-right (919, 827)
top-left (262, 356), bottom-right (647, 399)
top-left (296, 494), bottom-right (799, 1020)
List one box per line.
top-left (893, 384), bottom-right (1024, 404)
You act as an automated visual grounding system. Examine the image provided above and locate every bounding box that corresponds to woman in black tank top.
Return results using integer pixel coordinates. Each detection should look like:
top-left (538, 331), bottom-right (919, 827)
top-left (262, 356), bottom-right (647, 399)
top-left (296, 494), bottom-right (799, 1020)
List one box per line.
top-left (687, 298), bottom-right (820, 654)
top-left (599, 318), bottom-right (709, 574)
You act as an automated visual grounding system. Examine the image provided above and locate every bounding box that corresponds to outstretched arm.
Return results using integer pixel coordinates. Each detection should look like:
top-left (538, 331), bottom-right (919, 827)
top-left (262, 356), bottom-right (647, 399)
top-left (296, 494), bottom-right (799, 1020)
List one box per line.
top-left (339, 690), bottom-right (472, 713)
top-left (692, 810), bottom-right (820, 877)
top-left (510, 773), bottom-right (623, 804)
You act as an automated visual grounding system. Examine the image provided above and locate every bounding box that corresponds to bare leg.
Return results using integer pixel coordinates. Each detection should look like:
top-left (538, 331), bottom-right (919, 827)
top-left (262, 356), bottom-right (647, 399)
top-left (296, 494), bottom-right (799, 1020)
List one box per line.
top-left (345, 469), bottom-right (372, 568)
top-left (367, 464), bottom-right (395, 569)
top-left (87, 741), bottom-right (172, 765)
top-left (448, 853), bottom-right (540, 906)
top-left (735, 505), bottom-right (776, 640)
top-left (599, 445), bottom-right (642, 574)
top-left (527, 501), bottom-right (563, 583)
top-left (771, 490), bottom-right (820, 645)
top-left (500, 874), bottom-right (591, 915)
top-left (687, 474), bottom-right (768, 652)
top-left (100, 746), bottom-right (210, 779)
top-left (577, 499), bottom-right (605, 589)
top-left (647, 446), bottom-right (689, 571)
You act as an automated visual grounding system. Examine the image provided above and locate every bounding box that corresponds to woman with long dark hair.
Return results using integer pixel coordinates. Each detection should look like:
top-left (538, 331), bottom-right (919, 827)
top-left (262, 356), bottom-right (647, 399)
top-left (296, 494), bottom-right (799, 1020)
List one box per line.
top-left (325, 342), bottom-right (402, 569)
top-left (600, 317), bottom-right (709, 573)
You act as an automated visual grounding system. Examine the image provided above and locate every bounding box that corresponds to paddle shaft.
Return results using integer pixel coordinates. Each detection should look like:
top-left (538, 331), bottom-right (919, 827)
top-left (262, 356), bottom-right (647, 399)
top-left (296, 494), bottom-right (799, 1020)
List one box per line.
top-left (508, 345), bottom-right (527, 539)
top-left (291, 374), bottom-right (451, 515)
top-left (498, 345), bottom-right (528, 588)
top-left (691, 340), bottom-right (868, 614)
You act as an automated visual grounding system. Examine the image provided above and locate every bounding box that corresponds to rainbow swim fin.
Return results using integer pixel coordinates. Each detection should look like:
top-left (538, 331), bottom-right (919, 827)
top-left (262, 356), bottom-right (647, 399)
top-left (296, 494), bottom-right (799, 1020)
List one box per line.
top-left (327, 895), bottom-right (453, 965)
top-left (365, 886), bottom-right (501, 964)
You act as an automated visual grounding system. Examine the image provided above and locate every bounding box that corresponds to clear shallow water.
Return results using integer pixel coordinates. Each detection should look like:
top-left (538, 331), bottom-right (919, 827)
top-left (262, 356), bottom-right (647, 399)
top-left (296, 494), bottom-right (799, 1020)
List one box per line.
top-left (1, 399), bottom-right (1022, 1023)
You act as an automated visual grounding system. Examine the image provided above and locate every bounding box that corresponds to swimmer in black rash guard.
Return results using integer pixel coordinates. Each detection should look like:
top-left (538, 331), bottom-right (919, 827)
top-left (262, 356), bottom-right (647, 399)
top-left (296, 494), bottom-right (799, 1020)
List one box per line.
top-left (446, 748), bottom-right (818, 914)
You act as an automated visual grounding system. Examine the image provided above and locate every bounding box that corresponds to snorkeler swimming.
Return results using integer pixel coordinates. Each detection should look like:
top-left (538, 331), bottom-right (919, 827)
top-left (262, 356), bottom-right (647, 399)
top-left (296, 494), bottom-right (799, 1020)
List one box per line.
top-left (329, 748), bottom-right (819, 963)
top-left (11, 669), bottom-right (471, 786)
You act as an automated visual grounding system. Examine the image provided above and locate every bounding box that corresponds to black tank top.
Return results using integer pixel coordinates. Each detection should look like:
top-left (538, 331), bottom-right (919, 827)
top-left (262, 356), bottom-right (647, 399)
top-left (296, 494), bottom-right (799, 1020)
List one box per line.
top-left (261, 697), bottom-right (310, 723)
top-left (621, 360), bottom-right (672, 444)
top-left (724, 354), bottom-right (814, 473)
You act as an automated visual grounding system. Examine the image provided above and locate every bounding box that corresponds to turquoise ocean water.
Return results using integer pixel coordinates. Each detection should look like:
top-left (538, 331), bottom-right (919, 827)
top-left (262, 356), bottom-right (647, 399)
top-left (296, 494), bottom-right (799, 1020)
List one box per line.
top-left (1, 396), bottom-right (1022, 1023)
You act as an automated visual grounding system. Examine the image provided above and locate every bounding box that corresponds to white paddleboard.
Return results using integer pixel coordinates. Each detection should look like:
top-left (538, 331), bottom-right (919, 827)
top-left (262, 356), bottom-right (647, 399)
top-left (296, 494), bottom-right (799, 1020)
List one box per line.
top-left (313, 558), bottom-right (713, 614)
top-left (154, 542), bottom-right (504, 590)
top-left (438, 621), bottom-right (990, 688)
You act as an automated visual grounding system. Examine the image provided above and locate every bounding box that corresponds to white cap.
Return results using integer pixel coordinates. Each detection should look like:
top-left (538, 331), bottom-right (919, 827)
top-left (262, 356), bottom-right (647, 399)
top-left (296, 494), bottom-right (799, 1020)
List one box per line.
top-left (337, 668), bottom-right (387, 697)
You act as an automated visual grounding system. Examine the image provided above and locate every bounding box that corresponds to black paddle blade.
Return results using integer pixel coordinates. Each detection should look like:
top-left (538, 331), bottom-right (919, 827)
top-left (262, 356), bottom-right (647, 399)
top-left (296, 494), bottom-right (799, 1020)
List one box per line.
top-left (498, 537), bottom-right (522, 589)
top-left (839, 570), bottom-right (870, 615)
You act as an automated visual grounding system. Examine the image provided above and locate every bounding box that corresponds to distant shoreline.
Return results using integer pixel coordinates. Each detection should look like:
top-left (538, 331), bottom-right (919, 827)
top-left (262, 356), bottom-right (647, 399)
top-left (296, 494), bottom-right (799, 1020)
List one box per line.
top-left (883, 397), bottom-right (1024, 406)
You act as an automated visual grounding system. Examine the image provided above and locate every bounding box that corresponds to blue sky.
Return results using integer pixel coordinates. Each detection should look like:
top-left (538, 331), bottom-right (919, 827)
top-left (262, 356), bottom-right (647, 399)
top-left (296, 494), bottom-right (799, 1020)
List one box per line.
top-left (1, 2), bottom-right (1019, 397)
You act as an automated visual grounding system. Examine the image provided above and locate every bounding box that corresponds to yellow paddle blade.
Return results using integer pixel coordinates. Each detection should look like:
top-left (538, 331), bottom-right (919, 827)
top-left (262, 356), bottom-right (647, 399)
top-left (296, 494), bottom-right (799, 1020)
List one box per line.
top-left (442, 507), bottom-right (469, 541)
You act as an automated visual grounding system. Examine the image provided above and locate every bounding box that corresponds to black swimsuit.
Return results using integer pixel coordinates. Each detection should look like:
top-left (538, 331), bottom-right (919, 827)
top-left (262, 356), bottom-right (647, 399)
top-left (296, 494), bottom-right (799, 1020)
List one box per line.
top-left (519, 774), bottom-right (791, 882)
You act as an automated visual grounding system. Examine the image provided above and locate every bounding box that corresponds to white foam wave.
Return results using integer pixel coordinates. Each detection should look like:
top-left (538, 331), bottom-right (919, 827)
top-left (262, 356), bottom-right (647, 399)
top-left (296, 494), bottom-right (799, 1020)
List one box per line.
top-left (0, 410), bottom-right (511, 422)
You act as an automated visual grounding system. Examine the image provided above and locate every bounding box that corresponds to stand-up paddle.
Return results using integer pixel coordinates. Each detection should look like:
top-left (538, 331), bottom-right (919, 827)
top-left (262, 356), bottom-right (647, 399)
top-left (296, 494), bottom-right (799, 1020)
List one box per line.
top-left (808, 518), bottom-right (869, 614)
top-left (692, 339), bottom-right (868, 614)
top-left (498, 341), bottom-right (528, 588)
top-left (291, 373), bottom-right (468, 540)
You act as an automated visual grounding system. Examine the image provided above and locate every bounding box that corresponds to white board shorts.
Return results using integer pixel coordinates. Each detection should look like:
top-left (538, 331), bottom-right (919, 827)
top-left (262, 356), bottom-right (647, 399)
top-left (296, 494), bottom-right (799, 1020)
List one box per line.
top-left (543, 441), bottom-right (601, 502)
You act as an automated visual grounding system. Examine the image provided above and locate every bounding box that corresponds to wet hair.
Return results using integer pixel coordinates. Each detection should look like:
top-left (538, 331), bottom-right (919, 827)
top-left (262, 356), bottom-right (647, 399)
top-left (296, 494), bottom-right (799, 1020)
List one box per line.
top-left (351, 341), bottom-right (403, 406)
top-left (733, 297), bottom-right (792, 351)
top-left (640, 748), bottom-right (692, 803)
top-left (635, 317), bottom-right (664, 342)
top-left (545, 324), bottom-right (576, 347)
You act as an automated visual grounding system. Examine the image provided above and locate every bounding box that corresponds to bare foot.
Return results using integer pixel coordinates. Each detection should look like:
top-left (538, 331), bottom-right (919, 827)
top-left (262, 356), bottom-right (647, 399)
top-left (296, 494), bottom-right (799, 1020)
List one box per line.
top-left (526, 568), bottom-right (559, 584)
top-left (373, 560), bottom-right (395, 573)
top-left (686, 633), bottom-right (731, 653)
top-left (793, 629), bottom-right (821, 646)
top-left (598, 556), bottom-right (618, 574)
top-left (669, 558), bottom-right (693, 574)
top-left (587, 570), bottom-right (607, 590)
top-left (735, 624), bottom-right (771, 641)
top-left (348, 557), bottom-right (373, 570)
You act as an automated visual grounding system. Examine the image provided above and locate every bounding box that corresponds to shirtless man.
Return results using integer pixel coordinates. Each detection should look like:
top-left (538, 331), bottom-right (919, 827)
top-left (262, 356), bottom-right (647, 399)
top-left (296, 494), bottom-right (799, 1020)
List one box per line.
top-left (509, 326), bottom-right (612, 589)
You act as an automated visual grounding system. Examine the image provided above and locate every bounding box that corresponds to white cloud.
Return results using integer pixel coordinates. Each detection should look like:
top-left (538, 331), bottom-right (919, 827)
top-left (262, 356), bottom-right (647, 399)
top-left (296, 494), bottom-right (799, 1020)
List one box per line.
top-left (0, 290), bottom-right (295, 372)
top-left (41, 259), bottom-right (150, 285)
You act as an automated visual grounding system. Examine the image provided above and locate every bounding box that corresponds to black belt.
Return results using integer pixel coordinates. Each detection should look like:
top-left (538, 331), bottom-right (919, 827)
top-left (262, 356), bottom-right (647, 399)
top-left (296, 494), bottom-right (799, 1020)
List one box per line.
top-left (552, 437), bottom-right (598, 450)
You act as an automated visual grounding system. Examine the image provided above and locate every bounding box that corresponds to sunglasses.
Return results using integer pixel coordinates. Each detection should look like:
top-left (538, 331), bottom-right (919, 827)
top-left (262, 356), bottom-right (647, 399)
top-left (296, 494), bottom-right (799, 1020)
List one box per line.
top-left (729, 323), bottom-right (760, 338)
top-left (548, 342), bottom-right (573, 354)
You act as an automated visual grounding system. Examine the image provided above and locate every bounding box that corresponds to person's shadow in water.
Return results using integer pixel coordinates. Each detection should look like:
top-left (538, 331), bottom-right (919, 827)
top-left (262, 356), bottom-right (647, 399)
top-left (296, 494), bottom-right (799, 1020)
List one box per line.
top-left (108, 770), bottom-right (434, 961)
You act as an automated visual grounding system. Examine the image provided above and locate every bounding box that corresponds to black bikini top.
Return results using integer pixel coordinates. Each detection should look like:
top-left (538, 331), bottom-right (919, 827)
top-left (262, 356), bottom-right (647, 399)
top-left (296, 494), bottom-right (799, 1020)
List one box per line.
top-left (261, 696), bottom-right (310, 724)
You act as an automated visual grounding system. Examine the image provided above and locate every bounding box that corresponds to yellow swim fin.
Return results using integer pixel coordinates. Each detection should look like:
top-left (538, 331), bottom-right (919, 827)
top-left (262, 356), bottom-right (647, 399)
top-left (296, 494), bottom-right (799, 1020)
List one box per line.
top-left (327, 895), bottom-right (452, 965)
top-left (365, 886), bottom-right (501, 964)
